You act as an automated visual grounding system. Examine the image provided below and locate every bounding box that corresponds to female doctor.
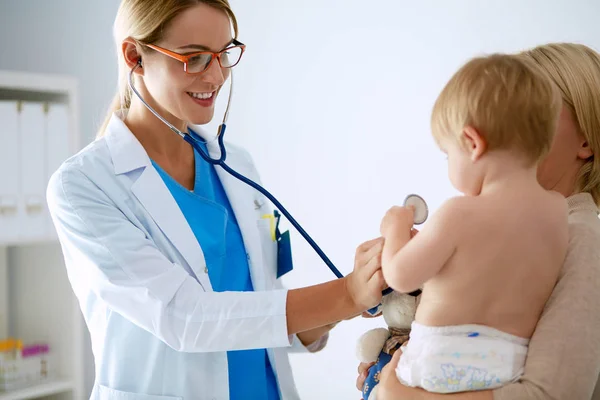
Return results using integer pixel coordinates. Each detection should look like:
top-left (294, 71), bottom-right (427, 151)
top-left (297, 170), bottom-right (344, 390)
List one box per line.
top-left (46, 1), bottom-right (386, 399)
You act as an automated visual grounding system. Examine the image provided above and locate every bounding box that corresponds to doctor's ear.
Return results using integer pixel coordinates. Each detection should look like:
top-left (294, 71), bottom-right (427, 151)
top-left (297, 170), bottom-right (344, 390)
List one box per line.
top-left (122, 39), bottom-right (144, 74)
top-left (462, 126), bottom-right (487, 161)
top-left (578, 140), bottom-right (594, 160)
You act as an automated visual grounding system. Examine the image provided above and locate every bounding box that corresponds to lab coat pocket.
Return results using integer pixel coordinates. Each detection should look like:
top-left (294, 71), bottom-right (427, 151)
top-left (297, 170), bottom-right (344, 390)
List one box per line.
top-left (97, 385), bottom-right (183, 400)
top-left (256, 219), bottom-right (278, 279)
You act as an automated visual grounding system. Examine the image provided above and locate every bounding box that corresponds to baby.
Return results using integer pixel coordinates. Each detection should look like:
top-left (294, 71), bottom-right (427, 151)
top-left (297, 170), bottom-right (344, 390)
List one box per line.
top-left (380, 53), bottom-right (568, 393)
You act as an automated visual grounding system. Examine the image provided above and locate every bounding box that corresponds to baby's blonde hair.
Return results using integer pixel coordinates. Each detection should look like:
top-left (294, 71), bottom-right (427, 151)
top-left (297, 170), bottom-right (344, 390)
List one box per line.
top-left (519, 43), bottom-right (600, 204)
top-left (431, 53), bottom-right (562, 165)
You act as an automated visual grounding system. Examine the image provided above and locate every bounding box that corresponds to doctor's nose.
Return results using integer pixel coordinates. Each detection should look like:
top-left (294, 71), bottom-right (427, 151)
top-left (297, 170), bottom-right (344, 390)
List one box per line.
top-left (201, 59), bottom-right (227, 87)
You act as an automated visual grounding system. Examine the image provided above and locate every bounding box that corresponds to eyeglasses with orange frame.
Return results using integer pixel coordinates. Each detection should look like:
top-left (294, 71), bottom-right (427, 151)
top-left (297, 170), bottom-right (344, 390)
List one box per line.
top-left (145, 39), bottom-right (246, 75)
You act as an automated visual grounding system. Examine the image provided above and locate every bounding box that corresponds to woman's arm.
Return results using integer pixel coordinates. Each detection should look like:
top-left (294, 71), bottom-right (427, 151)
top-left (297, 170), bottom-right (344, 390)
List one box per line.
top-left (376, 350), bottom-right (493, 400)
top-left (48, 168), bottom-right (385, 353)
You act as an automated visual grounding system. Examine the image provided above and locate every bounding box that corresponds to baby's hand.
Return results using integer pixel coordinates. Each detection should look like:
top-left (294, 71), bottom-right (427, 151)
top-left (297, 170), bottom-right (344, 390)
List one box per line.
top-left (380, 206), bottom-right (415, 236)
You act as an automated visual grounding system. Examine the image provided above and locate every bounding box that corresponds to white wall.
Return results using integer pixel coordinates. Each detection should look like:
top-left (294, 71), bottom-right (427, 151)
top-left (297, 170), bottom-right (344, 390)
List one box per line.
top-left (226, 1), bottom-right (600, 399)
top-left (0, 0), bottom-right (120, 143)
top-left (2, 1), bottom-right (600, 399)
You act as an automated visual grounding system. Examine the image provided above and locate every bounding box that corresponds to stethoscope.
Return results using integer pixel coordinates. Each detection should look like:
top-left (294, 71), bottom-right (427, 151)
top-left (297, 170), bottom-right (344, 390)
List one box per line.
top-left (128, 62), bottom-right (426, 305)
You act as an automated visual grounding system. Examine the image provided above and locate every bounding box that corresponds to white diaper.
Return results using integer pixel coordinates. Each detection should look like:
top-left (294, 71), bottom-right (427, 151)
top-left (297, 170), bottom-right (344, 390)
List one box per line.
top-left (396, 322), bottom-right (529, 393)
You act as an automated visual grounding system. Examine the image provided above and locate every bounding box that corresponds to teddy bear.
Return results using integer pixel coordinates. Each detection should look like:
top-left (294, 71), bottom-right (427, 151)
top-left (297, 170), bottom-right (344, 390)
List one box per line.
top-left (356, 290), bottom-right (420, 400)
top-left (356, 193), bottom-right (428, 399)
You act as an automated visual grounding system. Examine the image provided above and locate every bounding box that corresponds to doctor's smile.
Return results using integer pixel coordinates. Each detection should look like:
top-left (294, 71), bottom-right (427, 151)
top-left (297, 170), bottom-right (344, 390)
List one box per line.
top-left (187, 91), bottom-right (216, 106)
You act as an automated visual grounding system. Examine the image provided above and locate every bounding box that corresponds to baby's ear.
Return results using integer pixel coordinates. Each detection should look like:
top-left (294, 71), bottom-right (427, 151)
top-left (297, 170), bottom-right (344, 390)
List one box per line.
top-left (462, 126), bottom-right (487, 161)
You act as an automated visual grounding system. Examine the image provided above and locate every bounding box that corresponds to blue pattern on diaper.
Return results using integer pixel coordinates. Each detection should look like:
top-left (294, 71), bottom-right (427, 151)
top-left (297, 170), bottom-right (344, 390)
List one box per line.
top-left (422, 363), bottom-right (502, 393)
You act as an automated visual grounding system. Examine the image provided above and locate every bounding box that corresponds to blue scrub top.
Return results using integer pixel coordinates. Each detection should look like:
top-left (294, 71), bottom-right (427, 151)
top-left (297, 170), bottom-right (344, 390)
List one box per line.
top-left (152, 134), bottom-right (280, 400)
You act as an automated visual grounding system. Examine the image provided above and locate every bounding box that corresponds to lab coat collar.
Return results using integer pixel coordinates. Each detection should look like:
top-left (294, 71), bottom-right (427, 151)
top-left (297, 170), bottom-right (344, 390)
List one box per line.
top-left (192, 125), bottom-right (252, 170)
top-left (104, 114), bottom-right (251, 175)
top-left (103, 112), bottom-right (268, 291)
top-left (104, 112), bottom-right (151, 175)
top-left (103, 112), bottom-right (211, 287)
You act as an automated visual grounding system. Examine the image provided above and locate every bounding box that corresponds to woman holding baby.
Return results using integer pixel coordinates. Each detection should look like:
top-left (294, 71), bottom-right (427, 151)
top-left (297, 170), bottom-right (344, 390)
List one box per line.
top-left (359, 42), bottom-right (600, 400)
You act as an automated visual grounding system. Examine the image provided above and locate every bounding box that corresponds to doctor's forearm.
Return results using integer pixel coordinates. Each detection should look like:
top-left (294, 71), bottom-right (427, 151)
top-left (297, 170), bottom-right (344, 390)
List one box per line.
top-left (297, 323), bottom-right (336, 347)
top-left (286, 278), bottom-right (361, 335)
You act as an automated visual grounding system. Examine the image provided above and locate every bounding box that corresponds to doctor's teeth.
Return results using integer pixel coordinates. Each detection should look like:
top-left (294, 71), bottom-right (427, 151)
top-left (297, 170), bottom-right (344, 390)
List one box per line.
top-left (189, 92), bottom-right (213, 100)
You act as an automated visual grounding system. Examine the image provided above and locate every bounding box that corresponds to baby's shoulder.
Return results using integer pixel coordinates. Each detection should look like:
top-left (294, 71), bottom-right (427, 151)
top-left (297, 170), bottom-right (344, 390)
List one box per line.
top-left (434, 196), bottom-right (477, 225)
top-left (439, 195), bottom-right (476, 212)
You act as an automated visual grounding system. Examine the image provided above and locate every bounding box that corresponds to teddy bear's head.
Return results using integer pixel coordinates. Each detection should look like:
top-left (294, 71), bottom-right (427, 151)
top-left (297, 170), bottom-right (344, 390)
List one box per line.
top-left (381, 291), bottom-right (418, 329)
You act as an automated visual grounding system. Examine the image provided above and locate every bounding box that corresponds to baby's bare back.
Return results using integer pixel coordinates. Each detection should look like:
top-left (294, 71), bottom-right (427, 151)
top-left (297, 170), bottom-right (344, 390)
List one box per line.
top-left (416, 189), bottom-right (568, 338)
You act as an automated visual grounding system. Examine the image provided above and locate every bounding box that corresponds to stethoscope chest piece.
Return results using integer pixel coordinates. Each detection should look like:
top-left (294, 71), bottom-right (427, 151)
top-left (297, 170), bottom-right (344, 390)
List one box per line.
top-left (403, 194), bottom-right (429, 225)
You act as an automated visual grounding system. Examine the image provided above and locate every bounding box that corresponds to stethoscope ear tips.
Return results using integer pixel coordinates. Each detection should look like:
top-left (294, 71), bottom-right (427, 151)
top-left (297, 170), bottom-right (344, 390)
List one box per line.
top-left (404, 194), bottom-right (429, 225)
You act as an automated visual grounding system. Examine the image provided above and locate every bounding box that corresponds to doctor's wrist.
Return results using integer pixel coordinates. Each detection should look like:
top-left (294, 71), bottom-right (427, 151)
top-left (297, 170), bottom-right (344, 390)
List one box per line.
top-left (342, 275), bottom-right (372, 316)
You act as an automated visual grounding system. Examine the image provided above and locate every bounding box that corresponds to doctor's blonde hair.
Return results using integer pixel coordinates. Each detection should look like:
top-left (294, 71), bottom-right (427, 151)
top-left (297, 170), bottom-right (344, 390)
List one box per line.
top-left (98, 0), bottom-right (238, 137)
top-left (519, 43), bottom-right (600, 205)
top-left (431, 53), bottom-right (562, 165)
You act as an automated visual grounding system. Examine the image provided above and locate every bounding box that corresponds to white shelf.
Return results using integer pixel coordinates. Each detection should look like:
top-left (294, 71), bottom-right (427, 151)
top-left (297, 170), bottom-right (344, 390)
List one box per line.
top-left (0, 70), bottom-right (77, 95)
top-left (0, 70), bottom-right (85, 400)
top-left (0, 379), bottom-right (73, 400)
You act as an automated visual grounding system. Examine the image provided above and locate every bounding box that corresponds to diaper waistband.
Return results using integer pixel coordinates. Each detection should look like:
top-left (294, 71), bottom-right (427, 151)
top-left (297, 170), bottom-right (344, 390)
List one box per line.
top-left (410, 321), bottom-right (530, 346)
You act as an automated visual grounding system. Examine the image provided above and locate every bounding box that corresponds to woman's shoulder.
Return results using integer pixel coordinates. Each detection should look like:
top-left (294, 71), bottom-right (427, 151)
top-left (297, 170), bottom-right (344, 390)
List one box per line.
top-left (564, 209), bottom-right (600, 275)
top-left (47, 138), bottom-right (114, 205)
top-left (568, 208), bottom-right (600, 243)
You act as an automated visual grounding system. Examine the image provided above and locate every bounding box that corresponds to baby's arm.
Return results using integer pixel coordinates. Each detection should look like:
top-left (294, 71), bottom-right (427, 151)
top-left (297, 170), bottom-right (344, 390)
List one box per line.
top-left (381, 197), bottom-right (462, 293)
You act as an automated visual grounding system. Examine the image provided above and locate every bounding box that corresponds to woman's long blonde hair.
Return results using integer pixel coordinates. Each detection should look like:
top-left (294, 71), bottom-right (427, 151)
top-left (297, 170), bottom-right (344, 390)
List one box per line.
top-left (97, 0), bottom-right (238, 137)
top-left (520, 43), bottom-right (600, 204)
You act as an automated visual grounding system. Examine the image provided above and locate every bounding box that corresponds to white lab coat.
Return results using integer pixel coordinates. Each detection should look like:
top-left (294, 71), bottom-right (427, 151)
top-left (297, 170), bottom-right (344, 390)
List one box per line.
top-left (47, 113), bottom-right (327, 400)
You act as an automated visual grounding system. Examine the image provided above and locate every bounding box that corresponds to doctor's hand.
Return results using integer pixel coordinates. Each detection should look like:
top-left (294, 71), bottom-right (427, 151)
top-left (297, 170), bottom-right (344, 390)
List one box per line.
top-left (345, 238), bottom-right (386, 312)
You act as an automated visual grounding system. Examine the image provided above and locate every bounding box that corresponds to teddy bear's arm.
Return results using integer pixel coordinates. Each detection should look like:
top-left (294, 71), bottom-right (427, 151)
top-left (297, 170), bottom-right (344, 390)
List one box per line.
top-left (356, 328), bottom-right (390, 363)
